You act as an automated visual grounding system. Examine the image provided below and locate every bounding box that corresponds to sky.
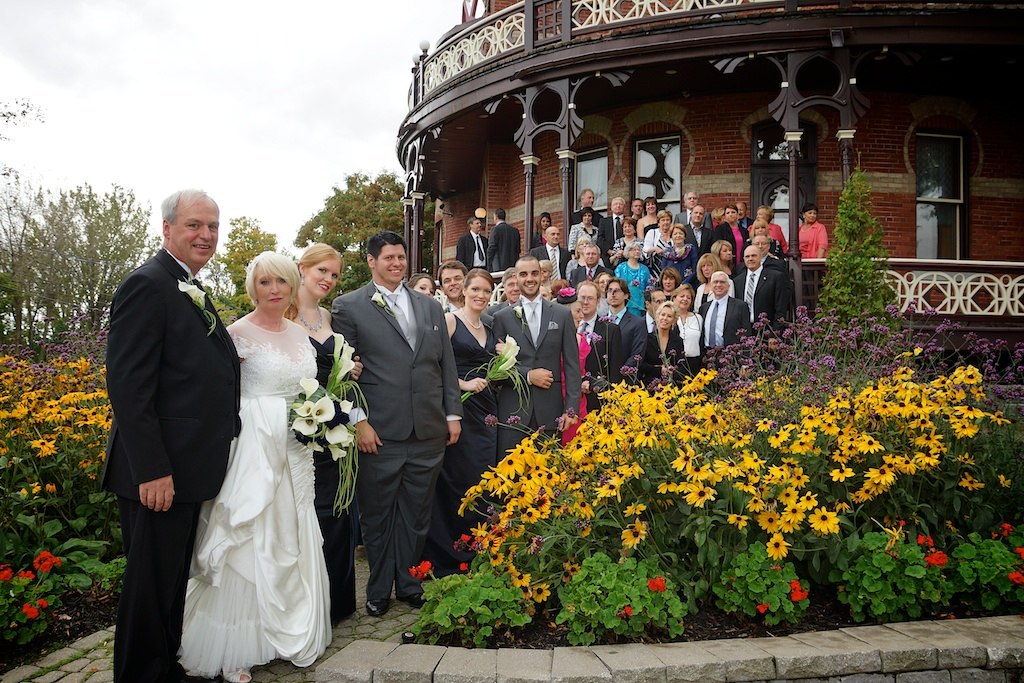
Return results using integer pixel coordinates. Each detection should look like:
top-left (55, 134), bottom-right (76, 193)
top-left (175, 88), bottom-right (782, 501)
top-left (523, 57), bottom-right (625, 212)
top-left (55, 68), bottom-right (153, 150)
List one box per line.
top-left (0, 0), bottom-right (461, 248)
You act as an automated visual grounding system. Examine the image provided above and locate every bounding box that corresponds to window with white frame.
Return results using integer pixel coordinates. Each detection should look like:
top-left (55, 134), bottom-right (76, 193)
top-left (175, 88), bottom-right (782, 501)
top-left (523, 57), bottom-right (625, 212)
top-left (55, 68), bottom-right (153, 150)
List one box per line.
top-left (634, 135), bottom-right (681, 215)
top-left (916, 133), bottom-right (966, 259)
top-left (575, 148), bottom-right (608, 211)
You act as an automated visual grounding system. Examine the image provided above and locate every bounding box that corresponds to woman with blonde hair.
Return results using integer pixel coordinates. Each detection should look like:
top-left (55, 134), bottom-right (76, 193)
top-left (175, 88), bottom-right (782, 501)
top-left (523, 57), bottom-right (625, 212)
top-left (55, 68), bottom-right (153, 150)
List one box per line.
top-left (695, 252), bottom-right (734, 305)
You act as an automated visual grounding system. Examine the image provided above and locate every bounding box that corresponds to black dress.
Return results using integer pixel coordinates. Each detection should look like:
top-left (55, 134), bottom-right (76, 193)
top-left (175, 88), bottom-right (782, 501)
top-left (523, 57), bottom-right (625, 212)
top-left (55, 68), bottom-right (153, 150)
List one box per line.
top-left (423, 318), bottom-right (498, 577)
top-left (310, 335), bottom-right (357, 623)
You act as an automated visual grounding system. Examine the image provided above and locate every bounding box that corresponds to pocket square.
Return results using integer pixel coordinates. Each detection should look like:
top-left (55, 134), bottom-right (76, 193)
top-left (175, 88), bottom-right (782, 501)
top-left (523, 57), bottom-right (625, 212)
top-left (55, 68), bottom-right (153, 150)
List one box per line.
top-left (433, 324), bottom-right (439, 331)
top-left (548, 321), bottom-right (559, 330)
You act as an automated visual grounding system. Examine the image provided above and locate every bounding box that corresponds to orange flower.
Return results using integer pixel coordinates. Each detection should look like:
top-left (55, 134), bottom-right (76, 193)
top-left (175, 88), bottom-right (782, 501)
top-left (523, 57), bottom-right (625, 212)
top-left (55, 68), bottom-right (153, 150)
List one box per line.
top-left (36, 598), bottom-right (49, 609)
top-left (756, 603), bottom-right (770, 614)
top-left (408, 560), bottom-right (432, 580)
top-left (648, 576), bottom-right (667, 593)
top-left (33, 551), bottom-right (63, 573)
top-left (22, 603), bottom-right (40, 619)
top-left (0, 565), bottom-right (12, 582)
top-left (924, 551), bottom-right (947, 568)
top-left (1009, 571), bottom-right (1024, 585)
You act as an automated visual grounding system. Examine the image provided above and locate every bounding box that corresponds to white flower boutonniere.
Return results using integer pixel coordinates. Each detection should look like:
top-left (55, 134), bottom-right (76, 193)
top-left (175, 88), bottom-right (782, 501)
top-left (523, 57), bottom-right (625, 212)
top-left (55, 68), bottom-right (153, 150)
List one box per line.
top-left (371, 291), bottom-right (396, 317)
top-left (178, 279), bottom-right (217, 335)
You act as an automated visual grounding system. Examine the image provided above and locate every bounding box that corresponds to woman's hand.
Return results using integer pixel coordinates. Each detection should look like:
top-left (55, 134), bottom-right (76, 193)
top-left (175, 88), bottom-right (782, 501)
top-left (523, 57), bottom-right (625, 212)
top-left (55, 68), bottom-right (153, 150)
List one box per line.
top-left (461, 377), bottom-right (488, 394)
top-left (351, 355), bottom-right (363, 380)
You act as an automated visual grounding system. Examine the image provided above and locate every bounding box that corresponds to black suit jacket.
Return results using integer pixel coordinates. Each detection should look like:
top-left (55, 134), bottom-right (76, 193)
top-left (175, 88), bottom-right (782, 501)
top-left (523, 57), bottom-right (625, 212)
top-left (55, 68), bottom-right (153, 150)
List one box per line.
top-left (456, 231), bottom-right (488, 269)
top-left (102, 250), bottom-right (240, 502)
top-left (673, 210), bottom-right (714, 234)
top-left (640, 329), bottom-right (687, 385)
top-left (684, 224), bottom-right (715, 258)
top-left (580, 318), bottom-right (624, 412)
top-left (568, 264), bottom-right (613, 288)
top-left (612, 308), bottom-right (647, 371)
top-left (698, 296), bottom-right (750, 351)
top-left (597, 214), bottom-right (626, 260)
top-left (733, 268), bottom-right (789, 328)
top-left (570, 207), bottom-right (604, 227)
top-left (530, 245), bottom-right (571, 280)
top-left (486, 221), bottom-right (521, 272)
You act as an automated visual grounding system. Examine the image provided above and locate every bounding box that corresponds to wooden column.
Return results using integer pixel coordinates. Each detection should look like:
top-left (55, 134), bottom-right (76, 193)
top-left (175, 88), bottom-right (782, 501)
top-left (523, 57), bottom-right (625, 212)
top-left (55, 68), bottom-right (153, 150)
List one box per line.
top-left (837, 129), bottom-right (856, 185)
top-left (556, 149), bottom-right (576, 235)
top-left (409, 191), bottom-right (425, 277)
top-left (521, 154), bottom-right (540, 253)
top-left (785, 130), bottom-right (804, 309)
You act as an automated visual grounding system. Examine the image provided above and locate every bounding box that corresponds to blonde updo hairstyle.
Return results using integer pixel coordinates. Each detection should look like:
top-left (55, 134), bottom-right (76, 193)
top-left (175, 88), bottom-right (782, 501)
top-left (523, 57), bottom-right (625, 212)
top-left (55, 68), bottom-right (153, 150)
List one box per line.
top-left (246, 251), bottom-right (301, 308)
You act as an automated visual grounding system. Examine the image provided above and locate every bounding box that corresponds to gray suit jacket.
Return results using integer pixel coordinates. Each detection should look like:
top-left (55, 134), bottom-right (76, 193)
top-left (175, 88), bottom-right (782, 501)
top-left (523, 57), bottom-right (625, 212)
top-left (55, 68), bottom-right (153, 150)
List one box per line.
top-left (492, 298), bottom-right (581, 439)
top-left (332, 281), bottom-right (461, 442)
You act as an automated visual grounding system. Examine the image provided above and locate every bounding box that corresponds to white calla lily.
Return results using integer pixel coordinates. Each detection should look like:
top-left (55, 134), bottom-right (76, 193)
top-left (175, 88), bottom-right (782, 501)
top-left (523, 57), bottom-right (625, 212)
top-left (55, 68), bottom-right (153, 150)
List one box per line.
top-left (292, 415), bottom-right (319, 436)
top-left (325, 424), bottom-right (354, 446)
top-left (299, 377), bottom-right (319, 398)
top-left (310, 396), bottom-right (335, 423)
top-left (293, 400), bottom-right (315, 418)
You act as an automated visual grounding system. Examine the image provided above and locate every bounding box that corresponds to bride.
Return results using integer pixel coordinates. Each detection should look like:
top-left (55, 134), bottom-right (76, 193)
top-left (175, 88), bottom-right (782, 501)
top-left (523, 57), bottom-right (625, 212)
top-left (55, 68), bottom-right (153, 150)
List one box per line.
top-left (179, 252), bottom-right (330, 682)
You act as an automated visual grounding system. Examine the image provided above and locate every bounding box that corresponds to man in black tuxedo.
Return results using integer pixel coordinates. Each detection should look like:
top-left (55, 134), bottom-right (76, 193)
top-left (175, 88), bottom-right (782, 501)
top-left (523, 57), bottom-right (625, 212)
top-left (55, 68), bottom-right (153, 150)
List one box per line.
top-left (103, 190), bottom-right (240, 683)
top-left (486, 208), bottom-right (521, 272)
top-left (568, 243), bottom-right (612, 288)
top-left (530, 224), bottom-right (571, 280)
top-left (333, 232), bottom-right (462, 617)
top-left (604, 277), bottom-right (646, 374)
top-left (673, 191), bottom-right (715, 233)
top-left (569, 187), bottom-right (604, 227)
top-left (597, 196), bottom-right (627, 263)
top-left (699, 271), bottom-right (750, 350)
top-left (455, 215), bottom-right (488, 270)
top-left (575, 281), bottom-right (624, 412)
top-left (734, 245), bottom-right (789, 328)
top-left (683, 205), bottom-right (714, 257)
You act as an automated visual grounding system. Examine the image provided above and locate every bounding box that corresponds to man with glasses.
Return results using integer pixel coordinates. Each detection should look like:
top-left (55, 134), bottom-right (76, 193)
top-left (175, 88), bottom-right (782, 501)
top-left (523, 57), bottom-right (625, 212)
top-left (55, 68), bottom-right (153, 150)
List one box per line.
top-left (575, 281), bottom-right (624, 411)
top-left (699, 271), bottom-right (749, 350)
top-left (604, 277), bottom-right (646, 373)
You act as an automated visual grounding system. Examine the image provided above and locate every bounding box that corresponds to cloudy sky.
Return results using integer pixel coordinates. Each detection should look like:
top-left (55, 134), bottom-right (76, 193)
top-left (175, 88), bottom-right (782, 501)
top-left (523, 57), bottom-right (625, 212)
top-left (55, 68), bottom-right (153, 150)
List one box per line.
top-left (1, 0), bottom-right (460, 247)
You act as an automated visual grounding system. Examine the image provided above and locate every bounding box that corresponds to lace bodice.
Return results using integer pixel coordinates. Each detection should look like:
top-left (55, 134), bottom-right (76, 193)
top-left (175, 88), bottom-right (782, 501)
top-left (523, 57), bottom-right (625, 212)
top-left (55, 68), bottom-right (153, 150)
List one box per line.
top-left (228, 317), bottom-right (317, 398)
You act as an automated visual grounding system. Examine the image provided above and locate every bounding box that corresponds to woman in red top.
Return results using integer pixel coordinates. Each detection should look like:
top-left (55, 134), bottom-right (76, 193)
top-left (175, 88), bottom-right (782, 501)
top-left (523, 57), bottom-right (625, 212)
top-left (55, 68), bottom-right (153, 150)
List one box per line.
top-left (798, 202), bottom-right (829, 258)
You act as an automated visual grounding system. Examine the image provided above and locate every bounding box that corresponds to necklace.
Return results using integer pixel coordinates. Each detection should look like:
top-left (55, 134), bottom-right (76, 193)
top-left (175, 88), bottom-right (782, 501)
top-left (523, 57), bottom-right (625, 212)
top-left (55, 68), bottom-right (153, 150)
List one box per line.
top-left (463, 315), bottom-right (483, 330)
top-left (297, 308), bottom-right (323, 332)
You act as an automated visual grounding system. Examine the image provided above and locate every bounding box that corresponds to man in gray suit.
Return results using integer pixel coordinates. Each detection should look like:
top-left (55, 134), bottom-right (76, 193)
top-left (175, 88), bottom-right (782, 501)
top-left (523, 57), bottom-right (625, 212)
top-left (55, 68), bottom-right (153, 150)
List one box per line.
top-left (492, 255), bottom-right (581, 456)
top-left (332, 231), bottom-right (462, 617)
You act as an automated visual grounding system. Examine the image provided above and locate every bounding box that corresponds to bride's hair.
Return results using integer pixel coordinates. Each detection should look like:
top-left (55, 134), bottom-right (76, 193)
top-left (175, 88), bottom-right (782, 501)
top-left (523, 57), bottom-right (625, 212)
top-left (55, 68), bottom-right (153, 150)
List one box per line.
top-left (245, 251), bottom-right (301, 307)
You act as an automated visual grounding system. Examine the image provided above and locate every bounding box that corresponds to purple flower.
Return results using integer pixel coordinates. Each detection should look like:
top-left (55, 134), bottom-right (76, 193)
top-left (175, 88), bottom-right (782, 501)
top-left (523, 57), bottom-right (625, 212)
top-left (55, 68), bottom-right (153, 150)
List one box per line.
top-left (505, 415), bottom-right (521, 426)
top-left (484, 414), bottom-right (499, 427)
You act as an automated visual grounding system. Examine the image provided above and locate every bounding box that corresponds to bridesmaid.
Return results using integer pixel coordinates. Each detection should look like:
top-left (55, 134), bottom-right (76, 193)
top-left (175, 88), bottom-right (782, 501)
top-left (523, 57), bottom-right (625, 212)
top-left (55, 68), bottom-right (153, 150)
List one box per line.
top-left (423, 268), bottom-right (498, 577)
top-left (289, 243), bottom-right (357, 624)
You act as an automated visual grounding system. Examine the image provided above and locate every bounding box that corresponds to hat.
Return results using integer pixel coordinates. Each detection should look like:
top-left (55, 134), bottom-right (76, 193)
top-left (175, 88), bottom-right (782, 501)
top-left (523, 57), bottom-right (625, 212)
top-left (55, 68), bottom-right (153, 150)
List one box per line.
top-left (556, 286), bottom-right (577, 305)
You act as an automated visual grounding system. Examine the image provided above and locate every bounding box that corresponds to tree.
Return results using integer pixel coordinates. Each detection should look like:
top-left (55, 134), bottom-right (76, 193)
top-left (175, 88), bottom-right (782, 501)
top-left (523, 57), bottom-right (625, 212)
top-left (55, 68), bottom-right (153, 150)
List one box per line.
top-left (294, 171), bottom-right (404, 294)
top-left (818, 168), bottom-right (896, 321)
top-left (217, 216), bottom-right (278, 314)
top-left (1, 99), bottom-right (43, 178)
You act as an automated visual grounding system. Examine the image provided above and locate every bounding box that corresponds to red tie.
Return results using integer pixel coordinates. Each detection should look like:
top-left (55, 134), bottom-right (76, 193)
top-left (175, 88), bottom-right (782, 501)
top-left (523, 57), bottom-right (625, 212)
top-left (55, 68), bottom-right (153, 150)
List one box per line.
top-left (587, 268), bottom-right (593, 280)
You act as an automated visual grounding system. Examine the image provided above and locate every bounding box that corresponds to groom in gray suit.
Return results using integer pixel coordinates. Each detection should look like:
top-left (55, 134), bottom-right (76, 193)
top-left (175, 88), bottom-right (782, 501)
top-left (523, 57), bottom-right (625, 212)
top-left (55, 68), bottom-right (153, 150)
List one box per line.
top-left (492, 255), bottom-right (581, 456)
top-left (332, 231), bottom-right (462, 617)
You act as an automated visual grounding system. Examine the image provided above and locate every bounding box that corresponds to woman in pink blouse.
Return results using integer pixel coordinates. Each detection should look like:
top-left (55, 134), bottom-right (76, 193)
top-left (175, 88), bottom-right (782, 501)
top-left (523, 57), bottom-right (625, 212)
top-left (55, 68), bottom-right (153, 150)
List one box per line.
top-left (798, 202), bottom-right (829, 259)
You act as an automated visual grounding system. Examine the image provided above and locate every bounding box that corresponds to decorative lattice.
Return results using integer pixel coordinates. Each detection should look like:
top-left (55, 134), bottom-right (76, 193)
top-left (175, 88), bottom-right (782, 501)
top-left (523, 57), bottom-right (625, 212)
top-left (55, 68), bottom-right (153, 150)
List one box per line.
top-left (422, 12), bottom-right (525, 95)
top-left (888, 269), bottom-right (1024, 317)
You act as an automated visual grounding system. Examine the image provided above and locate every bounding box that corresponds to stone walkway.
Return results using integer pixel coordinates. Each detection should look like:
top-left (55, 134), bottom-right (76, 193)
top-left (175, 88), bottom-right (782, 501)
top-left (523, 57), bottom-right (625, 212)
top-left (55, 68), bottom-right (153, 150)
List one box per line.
top-left (4, 554), bottom-right (1023, 683)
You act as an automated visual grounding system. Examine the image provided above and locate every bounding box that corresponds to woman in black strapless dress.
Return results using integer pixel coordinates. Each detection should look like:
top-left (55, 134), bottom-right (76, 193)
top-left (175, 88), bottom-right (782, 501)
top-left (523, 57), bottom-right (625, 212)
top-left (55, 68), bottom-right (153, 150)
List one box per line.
top-left (423, 269), bottom-right (498, 577)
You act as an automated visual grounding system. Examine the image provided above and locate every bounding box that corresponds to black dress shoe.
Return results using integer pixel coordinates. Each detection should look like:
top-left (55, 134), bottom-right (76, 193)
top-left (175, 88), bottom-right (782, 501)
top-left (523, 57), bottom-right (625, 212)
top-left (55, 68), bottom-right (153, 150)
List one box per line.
top-left (397, 593), bottom-right (425, 608)
top-left (366, 598), bottom-right (391, 617)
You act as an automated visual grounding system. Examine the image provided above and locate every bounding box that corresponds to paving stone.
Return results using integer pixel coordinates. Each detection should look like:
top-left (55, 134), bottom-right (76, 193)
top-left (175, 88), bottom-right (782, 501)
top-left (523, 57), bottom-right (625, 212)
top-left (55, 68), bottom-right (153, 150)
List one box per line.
top-left (886, 622), bottom-right (988, 669)
top-left (700, 639), bottom-right (776, 681)
top-left (838, 674), bottom-right (897, 683)
top-left (32, 672), bottom-right (68, 683)
top-left (840, 625), bottom-right (938, 673)
top-left (59, 658), bottom-right (91, 673)
top-left (896, 672), bottom-right (950, 683)
top-left (87, 671), bottom-right (114, 683)
top-left (590, 644), bottom-right (667, 683)
top-left (315, 639), bottom-right (399, 683)
top-left (649, 641), bottom-right (727, 683)
top-left (35, 646), bottom-right (81, 668)
top-left (551, 646), bottom-right (612, 683)
top-left (497, 647), bottom-right (552, 683)
top-left (69, 630), bottom-right (113, 653)
top-left (1, 665), bottom-right (40, 683)
top-left (435, 647), bottom-right (497, 683)
top-left (758, 633), bottom-right (880, 679)
top-left (949, 669), bottom-right (1008, 683)
top-left (943, 619), bottom-right (1024, 669)
top-left (55, 673), bottom-right (91, 683)
top-left (375, 644), bottom-right (447, 683)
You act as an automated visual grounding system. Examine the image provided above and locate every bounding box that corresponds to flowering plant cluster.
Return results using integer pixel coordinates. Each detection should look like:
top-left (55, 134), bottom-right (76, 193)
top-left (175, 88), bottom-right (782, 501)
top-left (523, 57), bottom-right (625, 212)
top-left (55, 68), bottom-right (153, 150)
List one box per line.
top-left (290, 333), bottom-right (364, 513)
top-left (0, 551), bottom-right (64, 645)
top-left (713, 544), bottom-right (810, 626)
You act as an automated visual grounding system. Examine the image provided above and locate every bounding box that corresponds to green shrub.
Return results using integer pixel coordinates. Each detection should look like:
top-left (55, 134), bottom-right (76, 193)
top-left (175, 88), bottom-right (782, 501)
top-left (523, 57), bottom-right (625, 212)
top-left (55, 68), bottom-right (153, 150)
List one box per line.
top-left (714, 544), bottom-right (810, 626)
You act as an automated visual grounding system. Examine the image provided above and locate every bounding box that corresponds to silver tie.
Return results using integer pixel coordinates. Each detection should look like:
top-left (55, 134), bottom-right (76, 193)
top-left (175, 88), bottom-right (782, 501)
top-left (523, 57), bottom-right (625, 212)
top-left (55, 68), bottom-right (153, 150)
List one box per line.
top-left (744, 274), bottom-right (757, 322)
top-left (528, 302), bottom-right (540, 345)
top-left (708, 300), bottom-right (722, 347)
top-left (388, 293), bottom-right (416, 349)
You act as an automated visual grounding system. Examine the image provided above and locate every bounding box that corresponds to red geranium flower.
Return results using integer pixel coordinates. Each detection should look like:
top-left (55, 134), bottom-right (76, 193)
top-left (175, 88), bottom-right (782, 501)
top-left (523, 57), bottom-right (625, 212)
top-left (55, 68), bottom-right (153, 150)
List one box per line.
top-left (756, 603), bottom-right (770, 614)
top-left (408, 560), bottom-right (433, 580)
top-left (459, 562), bottom-right (469, 572)
top-left (33, 551), bottom-right (62, 573)
top-left (17, 570), bottom-right (35, 581)
top-left (1015, 547), bottom-right (1024, 561)
top-left (648, 576), bottom-right (667, 592)
top-left (1000, 523), bottom-right (1013, 537)
top-left (620, 605), bottom-right (633, 618)
top-left (0, 565), bottom-right (12, 582)
top-left (790, 586), bottom-right (809, 602)
top-left (924, 551), bottom-right (948, 568)
top-left (22, 603), bottom-right (39, 619)
top-left (36, 598), bottom-right (48, 609)
top-left (1009, 571), bottom-right (1024, 585)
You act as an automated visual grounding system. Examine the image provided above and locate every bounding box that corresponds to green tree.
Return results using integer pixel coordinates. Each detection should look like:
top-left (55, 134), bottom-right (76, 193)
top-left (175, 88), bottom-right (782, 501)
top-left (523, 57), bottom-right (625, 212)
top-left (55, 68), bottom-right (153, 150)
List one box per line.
top-left (217, 216), bottom-right (278, 314)
top-left (295, 171), bottom-right (404, 294)
top-left (818, 168), bottom-right (896, 321)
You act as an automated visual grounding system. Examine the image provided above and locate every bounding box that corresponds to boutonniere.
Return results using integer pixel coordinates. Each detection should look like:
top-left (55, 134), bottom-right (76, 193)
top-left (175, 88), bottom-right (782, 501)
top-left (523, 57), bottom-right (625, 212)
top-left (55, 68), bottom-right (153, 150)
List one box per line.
top-left (371, 291), bottom-right (396, 317)
top-left (178, 280), bottom-right (216, 335)
top-left (514, 304), bottom-right (524, 321)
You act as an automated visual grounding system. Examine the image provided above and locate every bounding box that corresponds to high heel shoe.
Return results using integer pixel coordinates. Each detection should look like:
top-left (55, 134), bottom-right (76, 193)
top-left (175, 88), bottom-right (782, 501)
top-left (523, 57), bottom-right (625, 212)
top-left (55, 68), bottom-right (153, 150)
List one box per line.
top-left (223, 669), bottom-right (251, 683)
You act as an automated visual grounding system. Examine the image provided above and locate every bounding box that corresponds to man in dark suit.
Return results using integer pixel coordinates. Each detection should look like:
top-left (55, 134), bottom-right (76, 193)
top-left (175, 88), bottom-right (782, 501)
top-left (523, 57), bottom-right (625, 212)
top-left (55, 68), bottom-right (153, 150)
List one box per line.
top-left (699, 271), bottom-right (750, 350)
top-left (604, 276), bottom-right (646, 374)
top-left (597, 196), bottom-right (627, 262)
top-left (683, 205), bottom-right (714, 258)
top-left (673, 191), bottom-right (715, 233)
top-left (569, 187), bottom-right (604, 227)
top-left (455, 215), bottom-right (488, 270)
top-left (568, 243), bottom-right (612, 288)
top-left (530, 224), bottom-right (571, 280)
top-left (734, 245), bottom-right (789, 328)
top-left (332, 231), bottom-right (462, 617)
top-left (486, 208), bottom-right (521, 272)
top-left (575, 281), bottom-right (624, 412)
top-left (103, 190), bottom-right (240, 683)
top-left (492, 255), bottom-right (580, 456)
top-left (487, 267), bottom-right (520, 315)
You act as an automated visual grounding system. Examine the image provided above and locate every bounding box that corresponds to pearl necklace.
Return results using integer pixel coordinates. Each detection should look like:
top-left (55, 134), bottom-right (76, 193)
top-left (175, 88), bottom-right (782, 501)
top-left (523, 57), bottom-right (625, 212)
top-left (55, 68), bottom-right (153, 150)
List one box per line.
top-left (297, 308), bottom-right (323, 332)
top-left (464, 316), bottom-right (483, 330)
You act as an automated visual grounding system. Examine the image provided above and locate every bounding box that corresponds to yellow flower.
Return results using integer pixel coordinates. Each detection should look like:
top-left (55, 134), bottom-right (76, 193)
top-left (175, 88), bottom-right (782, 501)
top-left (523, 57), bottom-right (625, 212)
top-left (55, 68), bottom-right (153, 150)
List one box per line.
top-left (683, 483), bottom-right (717, 508)
top-left (779, 507), bottom-right (805, 533)
top-left (808, 507), bottom-right (840, 535)
top-left (756, 510), bottom-right (782, 533)
top-left (31, 438), bottom-right (57, 457)
top-left (623, 503), bottom-right (647, 517)
top-left (864, 465), bottom-right (897, 488)
top-left (727, 513), bottom-right (749, 530)
top-left (621, 520), bottom-right (648, 549)
top-left (958, 473), bottom-right (985, 491)
top-left (45, 483), bottom-right (57, 494)
top-left (998, 474), bottom-right (1012, 488)
top-left (766, 533), bottom-right (790, 560)
top-left (532, 583), bottom-right (551, 602)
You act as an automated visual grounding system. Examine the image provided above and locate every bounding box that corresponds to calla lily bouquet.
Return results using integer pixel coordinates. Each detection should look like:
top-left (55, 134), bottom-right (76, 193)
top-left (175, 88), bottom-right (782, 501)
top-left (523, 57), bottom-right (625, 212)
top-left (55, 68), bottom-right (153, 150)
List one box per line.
top-left (290, 332), bottom-right (366, 513)
top-left (461, 335), bottom-right (529, 408)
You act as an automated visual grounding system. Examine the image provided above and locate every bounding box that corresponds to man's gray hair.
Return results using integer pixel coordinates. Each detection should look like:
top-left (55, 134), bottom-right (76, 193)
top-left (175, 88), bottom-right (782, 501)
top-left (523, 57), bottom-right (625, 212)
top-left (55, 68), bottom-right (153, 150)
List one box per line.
top-left (161, 189), bottom-right (217, 223)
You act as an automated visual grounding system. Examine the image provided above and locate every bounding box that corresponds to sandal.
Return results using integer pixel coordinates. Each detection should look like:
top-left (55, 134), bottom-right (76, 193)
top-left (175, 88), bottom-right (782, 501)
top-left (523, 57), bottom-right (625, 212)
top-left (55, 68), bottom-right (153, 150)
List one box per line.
top-left (223, 669), bottom-right (252, 683)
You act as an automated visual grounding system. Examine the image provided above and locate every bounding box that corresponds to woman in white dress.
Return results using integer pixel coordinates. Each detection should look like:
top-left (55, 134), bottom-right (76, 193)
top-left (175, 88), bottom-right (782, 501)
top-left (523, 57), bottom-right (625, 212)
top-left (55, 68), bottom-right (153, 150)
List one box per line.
top-left (180, 252), bottom-right (330, 683)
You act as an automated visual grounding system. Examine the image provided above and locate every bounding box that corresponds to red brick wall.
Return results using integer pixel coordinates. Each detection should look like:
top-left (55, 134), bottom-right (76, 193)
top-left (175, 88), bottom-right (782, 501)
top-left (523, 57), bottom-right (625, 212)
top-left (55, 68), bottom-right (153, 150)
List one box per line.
top-left (438, 90), bottom-right (1024, 263)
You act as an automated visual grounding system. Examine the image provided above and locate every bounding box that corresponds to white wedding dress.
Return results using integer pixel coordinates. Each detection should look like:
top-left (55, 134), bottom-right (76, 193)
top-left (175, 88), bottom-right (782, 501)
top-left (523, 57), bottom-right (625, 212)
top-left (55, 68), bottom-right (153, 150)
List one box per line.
top-left (180, 317), bottom-right (330, 678)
